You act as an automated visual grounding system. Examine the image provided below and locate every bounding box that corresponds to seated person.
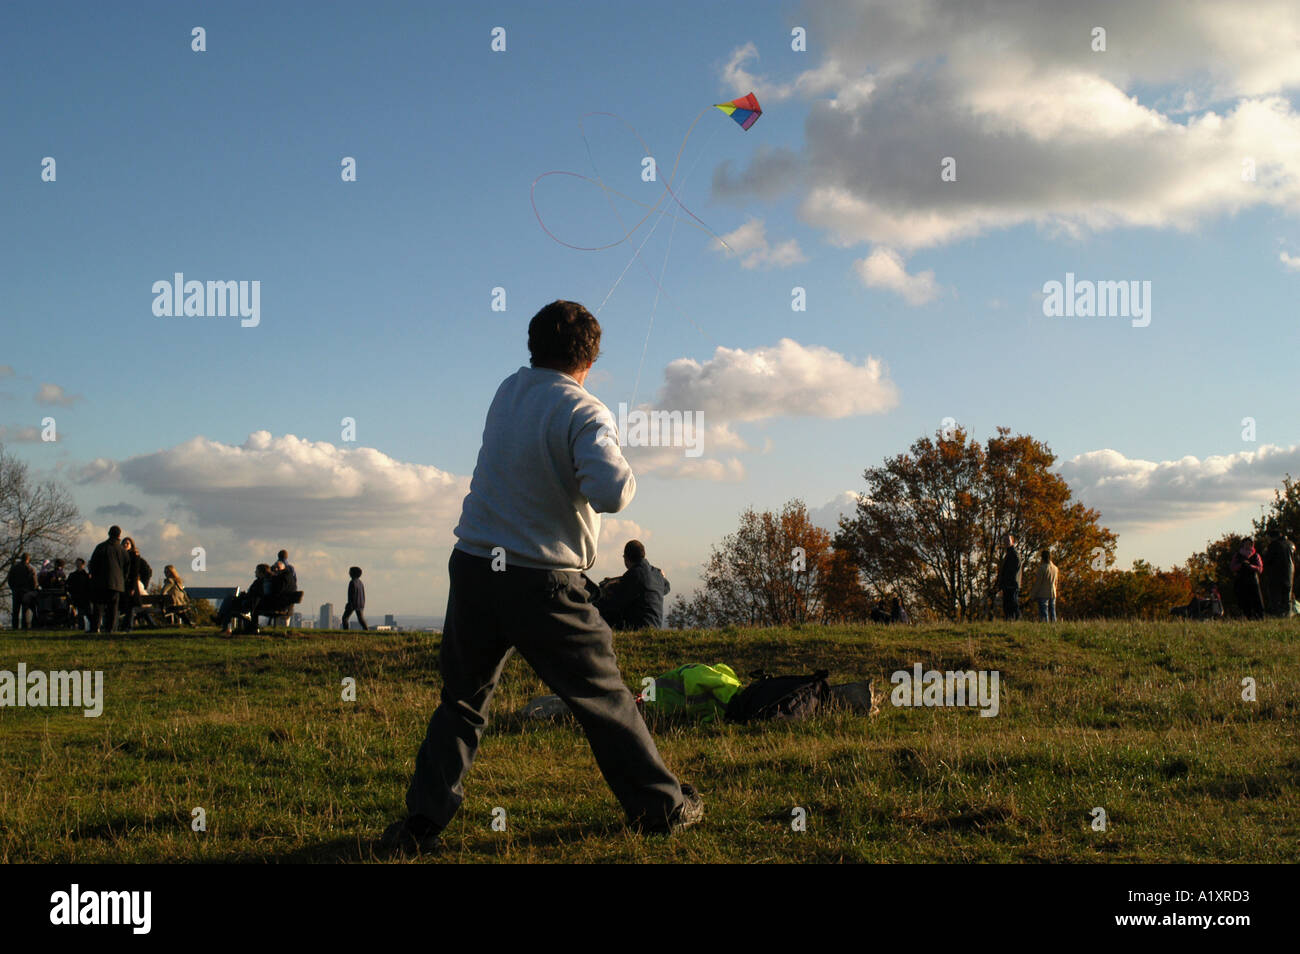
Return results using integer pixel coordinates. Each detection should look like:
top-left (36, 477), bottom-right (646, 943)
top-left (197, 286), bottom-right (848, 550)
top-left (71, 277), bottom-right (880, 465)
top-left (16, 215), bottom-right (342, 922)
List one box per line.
top-left (596, 540), bottom-right (671, 630)
top-left (219, 564), bottom-right (272, 634)
top-left (1173, 579), bottom-right (1224, 620)
top-left (248, 561), bottom-right (300, 633)
top-left (161, 564), bottom-right (192, 624)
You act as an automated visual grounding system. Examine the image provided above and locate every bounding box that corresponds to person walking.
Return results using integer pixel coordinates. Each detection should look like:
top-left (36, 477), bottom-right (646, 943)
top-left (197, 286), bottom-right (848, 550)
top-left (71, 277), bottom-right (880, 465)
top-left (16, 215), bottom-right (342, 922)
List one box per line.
top-left (1230, 538), bottom-right (1266, 620)
top-left (997, 533), bottom-right (1023, 620)
top-left (381, 300), bottom-right (699, 855)
top-left (342, 566), bottom-right (368, 630)
top-left (1030, 548), bottom-right (1059, 622)
top-left (88, 526), bottom-right (131, 633)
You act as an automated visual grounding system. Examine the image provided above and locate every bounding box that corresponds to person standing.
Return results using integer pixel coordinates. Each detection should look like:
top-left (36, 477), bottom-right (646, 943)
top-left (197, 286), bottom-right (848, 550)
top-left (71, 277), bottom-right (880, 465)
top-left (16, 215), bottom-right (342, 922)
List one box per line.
top-left (1230, 539), bottom-right (1265, 620)
top-left (121, 537), bottom-right (152, 632)
top-left (997, 533), bottom-right (1022, 620)
top-left (342, 566), bottom-right (368, 630)
top-left (88, 526), bottom-right (131, 633)
top-left (1262, 526), bottom-right (1295, 617)
top-left (67, 557), bottom-right (92, 631)
top-left (1030, 548), bottom-right (1059, 622)
top-left (6, 554), bottom-right (38, 630)
top-left (381, 300), bottom-right (698, 856)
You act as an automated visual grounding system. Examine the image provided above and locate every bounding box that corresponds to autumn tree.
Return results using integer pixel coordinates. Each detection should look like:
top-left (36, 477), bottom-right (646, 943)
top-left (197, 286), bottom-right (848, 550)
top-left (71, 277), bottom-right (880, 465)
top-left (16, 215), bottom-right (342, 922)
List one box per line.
top-left (666, 499), bottom-right (832, 628)
top-left (835, 427), bottom-right (1117, 620)
top-left (1065, 559), bottom-right (1192, 618)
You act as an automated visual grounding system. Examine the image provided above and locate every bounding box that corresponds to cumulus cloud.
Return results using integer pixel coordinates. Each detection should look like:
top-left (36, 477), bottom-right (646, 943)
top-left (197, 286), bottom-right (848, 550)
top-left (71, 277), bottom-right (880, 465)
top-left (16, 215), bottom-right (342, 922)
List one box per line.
top-left (854, 247), bottom-right (942, 304)
top-left (810, 491), bottom-right (865, 533)
top-left (67, 458), bottom-right (120, 484)
top-left (657, 338), bottom-right (898, 423)
top-left (713, 218), bottom-right (807, 269)
top-left (1058, 443), bottom-right (1300, 527)
top-left (624, 339), bottom-right (898, 481)
top-left (35, 382), bottom-right (81, 406)
top-left (715, 0), bottom-right (1300, 254)
top-left (117, 431), bottom-right (470, 547)
top-left (1281, 251), bottom-right (1300, 271)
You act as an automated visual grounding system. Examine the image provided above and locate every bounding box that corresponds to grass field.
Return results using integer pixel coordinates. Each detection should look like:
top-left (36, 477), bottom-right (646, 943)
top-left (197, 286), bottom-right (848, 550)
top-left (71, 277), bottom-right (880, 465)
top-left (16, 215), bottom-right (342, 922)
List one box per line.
top-left (1, 621), bottom-right (1296, 863)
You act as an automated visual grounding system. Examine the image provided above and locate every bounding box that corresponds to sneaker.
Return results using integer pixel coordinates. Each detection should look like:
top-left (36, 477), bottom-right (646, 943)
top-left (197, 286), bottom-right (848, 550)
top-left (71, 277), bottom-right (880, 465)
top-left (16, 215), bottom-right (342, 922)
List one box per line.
top-left (635, 783), bottom-right (703, 835)
top-left (378, 815), bottom-right (442, 856)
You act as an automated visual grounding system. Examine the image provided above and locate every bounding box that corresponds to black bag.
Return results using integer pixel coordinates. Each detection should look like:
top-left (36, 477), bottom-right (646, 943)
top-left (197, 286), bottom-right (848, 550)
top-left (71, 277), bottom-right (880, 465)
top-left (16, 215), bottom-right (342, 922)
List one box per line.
top-left (725, 669), bottom-right (830, 723)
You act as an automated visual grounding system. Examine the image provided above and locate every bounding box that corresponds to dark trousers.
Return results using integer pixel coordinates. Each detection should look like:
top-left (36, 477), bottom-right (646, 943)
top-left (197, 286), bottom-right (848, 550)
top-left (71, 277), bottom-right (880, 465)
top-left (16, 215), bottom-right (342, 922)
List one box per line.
top-left (10, 591), bottom-right (32, 630)
top-left (1002, 585), bottom-right (1020, 620)
top-left (406, 549), bottom-right (683, 831)
top-left (342, 604), bottom-right (367, 630)
top-left (91, 592), bottom-right (121, 633)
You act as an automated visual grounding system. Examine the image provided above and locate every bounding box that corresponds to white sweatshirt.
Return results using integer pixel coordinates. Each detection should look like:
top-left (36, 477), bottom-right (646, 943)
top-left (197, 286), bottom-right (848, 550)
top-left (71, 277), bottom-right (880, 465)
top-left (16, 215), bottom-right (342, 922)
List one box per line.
top-left (453, 366), bottom-right (636, 571)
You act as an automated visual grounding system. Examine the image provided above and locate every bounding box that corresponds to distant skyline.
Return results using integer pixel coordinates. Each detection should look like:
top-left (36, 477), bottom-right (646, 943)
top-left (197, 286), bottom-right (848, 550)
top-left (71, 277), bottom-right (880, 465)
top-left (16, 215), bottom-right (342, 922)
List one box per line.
top-left (5, 1), bottom-right (1300, 614)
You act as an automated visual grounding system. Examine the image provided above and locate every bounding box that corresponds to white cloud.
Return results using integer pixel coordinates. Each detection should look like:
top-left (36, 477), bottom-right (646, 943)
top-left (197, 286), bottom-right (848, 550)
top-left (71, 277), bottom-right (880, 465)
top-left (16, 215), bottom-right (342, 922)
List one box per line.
top-left (714, 0), bottom-right (1300, 252)
top-left (656, 338), bottom-right (899, 423)
top-left (624, 339), bottom-right (898, 481)
top-left (854, 247), bottom-right (941, 304)
top-left (1281, 251), bottom-right (1300, 271)
top-left (117, 431), bottom-right (470, 547)
top-left (714, 218), bottom-right (807, 269)
top-left (810, 491), bottom-right (865, 533)
top-left (1058, 443), bottom-right (1300, 528)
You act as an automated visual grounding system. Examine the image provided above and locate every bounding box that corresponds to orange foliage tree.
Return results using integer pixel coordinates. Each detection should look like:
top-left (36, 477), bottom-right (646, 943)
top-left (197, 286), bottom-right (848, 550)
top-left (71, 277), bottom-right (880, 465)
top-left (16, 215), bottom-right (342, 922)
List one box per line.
top-left (834, 427), bottom-right (1117, 620)
top-left (665, 499), bottom-right (838, 627)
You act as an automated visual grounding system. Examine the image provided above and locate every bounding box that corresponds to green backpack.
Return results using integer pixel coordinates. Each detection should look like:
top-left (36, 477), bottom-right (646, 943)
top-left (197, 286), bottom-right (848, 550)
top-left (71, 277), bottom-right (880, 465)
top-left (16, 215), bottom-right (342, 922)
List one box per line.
top-left (638, 663), bottom-right (743, 723)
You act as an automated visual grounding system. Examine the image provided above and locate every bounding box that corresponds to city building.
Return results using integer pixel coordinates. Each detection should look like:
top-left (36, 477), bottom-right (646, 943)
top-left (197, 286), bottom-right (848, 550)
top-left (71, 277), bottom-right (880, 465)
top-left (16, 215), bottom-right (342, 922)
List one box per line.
top-left (319, 603), bottom-right (333, 629)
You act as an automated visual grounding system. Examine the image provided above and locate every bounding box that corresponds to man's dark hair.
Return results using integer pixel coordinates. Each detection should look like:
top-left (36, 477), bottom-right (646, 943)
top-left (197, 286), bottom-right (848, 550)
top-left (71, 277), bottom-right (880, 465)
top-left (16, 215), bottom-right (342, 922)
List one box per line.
top-left (1041, 548), bottom-right (1051, 561)
top-left (55, 558), bottom-right (65, 568)
top-left (108, 525), bottom-right (121, 540)
top-left (349, 566), bottom-right (363, 578)
top-left (75, 558), bottom-right (86, 567)
top-left (278, 549), bottom-right (289, 561)
top-left (528, 300), bottom-right (601, 372)
top-left (623, 540), bottom-right (646, 562)
top-left (20, 552), bottom-right (29, 563)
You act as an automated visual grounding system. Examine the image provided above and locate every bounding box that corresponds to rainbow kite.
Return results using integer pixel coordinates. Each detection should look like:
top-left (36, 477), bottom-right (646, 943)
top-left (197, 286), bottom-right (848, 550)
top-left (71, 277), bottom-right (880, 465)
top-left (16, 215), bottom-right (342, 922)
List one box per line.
top-left (713, 92), bottom-right (762, 130)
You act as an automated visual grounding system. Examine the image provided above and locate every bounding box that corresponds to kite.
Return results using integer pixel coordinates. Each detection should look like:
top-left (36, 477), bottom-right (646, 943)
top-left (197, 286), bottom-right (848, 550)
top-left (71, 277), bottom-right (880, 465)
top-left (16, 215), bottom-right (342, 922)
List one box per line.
top-left (713, 92), bottom-right (762, 130)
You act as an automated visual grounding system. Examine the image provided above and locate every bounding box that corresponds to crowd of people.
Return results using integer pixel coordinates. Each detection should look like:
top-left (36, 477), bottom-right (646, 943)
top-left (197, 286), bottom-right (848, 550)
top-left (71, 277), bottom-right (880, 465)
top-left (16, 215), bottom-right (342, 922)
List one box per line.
top-left (992, 527), bottom-right (1297, 622)
top-left (4, 526), bottom-right (191, 632)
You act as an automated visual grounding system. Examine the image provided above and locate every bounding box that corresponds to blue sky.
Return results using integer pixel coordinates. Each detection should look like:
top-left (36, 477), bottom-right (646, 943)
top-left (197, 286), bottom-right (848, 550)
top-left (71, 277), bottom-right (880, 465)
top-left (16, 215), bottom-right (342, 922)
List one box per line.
top-left (4, 1), bottom-right (1299, 615)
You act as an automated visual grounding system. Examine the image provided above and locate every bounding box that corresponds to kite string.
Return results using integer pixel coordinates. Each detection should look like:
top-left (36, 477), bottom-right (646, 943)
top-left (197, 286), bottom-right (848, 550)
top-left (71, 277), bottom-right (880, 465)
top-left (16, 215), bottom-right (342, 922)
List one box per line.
top-left (629, 119), bottom-right (721, 410)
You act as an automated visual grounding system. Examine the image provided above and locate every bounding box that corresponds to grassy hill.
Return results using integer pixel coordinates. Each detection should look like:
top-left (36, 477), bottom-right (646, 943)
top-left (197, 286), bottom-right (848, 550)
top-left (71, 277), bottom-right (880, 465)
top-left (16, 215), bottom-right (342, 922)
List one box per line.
top-left (1, 621), bottom-right (1296, 863)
